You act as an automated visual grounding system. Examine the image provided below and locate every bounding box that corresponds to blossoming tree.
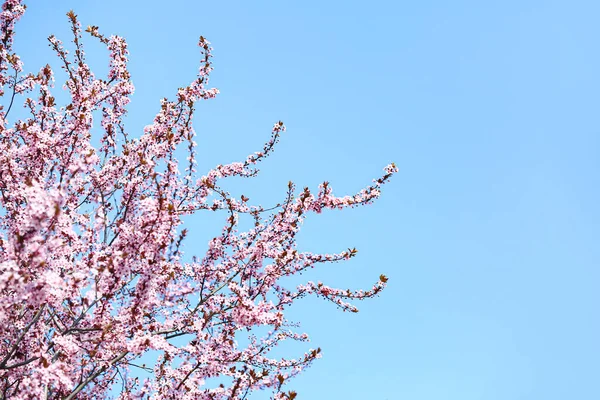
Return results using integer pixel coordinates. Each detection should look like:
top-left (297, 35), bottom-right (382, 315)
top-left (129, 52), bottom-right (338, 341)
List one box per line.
top-left (0, 1), bottom-right (397, 398)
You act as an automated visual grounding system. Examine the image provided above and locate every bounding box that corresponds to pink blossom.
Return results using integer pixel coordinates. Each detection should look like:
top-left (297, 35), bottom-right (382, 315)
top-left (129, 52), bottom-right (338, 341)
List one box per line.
top-left (0, 3), bottom-right (396, 398)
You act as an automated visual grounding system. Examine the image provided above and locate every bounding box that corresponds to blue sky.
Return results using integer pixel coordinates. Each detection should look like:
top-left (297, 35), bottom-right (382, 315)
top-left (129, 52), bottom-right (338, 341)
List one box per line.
top-left (14, 0), bottom-right (600, 398)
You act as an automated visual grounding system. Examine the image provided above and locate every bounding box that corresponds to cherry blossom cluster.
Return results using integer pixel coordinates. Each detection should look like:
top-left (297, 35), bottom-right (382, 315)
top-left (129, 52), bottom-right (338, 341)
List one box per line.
top-left (0, 2), bottom-right (397, 399)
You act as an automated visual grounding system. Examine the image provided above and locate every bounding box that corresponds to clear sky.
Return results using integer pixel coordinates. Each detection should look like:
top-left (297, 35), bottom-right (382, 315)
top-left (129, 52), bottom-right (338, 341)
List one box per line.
top-left (14, 0), bottom-right (600, 398)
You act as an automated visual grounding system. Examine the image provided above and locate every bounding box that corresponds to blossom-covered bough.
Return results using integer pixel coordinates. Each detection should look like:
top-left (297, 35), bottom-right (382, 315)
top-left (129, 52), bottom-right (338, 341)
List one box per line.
top-left (0, 1), bottom-right (397, 398)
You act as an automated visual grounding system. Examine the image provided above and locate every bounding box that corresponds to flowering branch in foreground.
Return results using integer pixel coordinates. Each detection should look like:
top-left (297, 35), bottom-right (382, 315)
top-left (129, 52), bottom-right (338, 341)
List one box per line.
top-left (0, 1), bottom-right (397, 398)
